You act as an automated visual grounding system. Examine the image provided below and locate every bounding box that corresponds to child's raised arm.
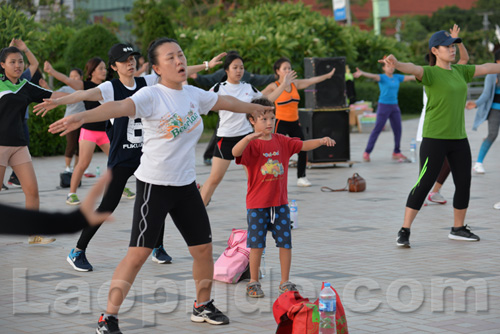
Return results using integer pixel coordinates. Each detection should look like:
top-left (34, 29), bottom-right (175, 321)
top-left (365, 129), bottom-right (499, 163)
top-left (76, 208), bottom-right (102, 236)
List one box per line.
top-left (301, 137), bottom-right (336, 151)
top-left (232, 132), bottom-right (265, 158)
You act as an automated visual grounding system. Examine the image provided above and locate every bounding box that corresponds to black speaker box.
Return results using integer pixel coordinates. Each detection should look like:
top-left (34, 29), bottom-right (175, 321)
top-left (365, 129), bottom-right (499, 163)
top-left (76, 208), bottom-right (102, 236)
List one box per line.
top-left (299, 109), bottom-right (350, 163)
top-left (304, 57), bottom-right (346, 109)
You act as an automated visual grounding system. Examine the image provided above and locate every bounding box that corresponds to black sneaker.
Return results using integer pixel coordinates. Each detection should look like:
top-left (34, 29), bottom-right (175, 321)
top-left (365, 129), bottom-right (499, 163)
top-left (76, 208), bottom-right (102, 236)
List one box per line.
top-left (448, 225), bottom-right (480, 241)
top-left (191, 299), bottom-right (229, 325)
top-left (151, 245), bottom-right (172, 264)
top-left (1, 183), bottom-right (8, 190)
top-left (8, 174), bottom-right (21, 188)
top-left (397, 227), bottom-right (411, 247)
top-left (67, 248), bottom-right (93, 272)
top-left (96, 314), bottom-right (122, 334)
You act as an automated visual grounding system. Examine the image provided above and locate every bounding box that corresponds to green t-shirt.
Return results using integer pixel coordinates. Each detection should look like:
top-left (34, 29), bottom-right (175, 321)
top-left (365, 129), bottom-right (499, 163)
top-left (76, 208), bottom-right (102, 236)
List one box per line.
top-left (419, 64), bottom-right (475, 139)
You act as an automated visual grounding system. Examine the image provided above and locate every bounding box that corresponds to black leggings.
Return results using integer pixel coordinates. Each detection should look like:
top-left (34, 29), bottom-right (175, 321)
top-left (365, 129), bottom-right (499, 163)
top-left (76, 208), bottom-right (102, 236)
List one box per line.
top-left (76, 166), bottom-right (164, 250)
top-left (274, 119), bottom-right (306, 178)
top-left (129, 180), bottom-right (211, 249)
top-left (407, 138), bottom-right (471, 210)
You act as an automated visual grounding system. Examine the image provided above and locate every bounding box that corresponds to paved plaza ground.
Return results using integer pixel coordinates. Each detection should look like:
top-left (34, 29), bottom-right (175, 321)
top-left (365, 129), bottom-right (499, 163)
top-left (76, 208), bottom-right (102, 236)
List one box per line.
top-left (0, 110), bottom-right (499, 333)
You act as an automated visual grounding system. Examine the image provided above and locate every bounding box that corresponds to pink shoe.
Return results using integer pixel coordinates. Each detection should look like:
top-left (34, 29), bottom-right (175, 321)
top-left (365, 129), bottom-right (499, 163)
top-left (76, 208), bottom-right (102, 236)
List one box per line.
top-left (363, 152), bottom-right (370, 162)
top-left (392, 152), bottom-right (407, 160)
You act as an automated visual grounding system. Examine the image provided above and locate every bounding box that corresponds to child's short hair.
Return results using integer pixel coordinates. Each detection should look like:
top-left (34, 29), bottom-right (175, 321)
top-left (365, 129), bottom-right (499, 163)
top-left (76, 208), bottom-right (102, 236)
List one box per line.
top-left (247, 98), bottom-right (275, 123)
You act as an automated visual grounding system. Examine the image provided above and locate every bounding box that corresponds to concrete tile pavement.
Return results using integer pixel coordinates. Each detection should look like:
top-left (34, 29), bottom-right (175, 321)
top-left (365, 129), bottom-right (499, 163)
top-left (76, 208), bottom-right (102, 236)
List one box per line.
top-left (1, 109), bottom-right (499, 333)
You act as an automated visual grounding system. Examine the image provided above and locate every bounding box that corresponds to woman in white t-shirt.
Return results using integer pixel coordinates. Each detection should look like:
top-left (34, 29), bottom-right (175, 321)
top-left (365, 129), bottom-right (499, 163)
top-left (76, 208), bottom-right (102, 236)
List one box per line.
top-left (48, 37), bottom-right (273, 333)
top-left (200, 53), bottom-right (295, 206)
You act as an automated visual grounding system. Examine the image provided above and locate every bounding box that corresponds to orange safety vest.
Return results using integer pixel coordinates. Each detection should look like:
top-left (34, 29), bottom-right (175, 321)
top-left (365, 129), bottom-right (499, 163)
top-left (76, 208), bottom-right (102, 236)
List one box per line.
top-left (274, 81), bottom-right (300, 122)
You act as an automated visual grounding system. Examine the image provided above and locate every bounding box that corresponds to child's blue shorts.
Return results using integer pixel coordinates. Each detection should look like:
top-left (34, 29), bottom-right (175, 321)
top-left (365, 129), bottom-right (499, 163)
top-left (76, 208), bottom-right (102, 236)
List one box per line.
top-left (246, 204), bottom-right (292, 249)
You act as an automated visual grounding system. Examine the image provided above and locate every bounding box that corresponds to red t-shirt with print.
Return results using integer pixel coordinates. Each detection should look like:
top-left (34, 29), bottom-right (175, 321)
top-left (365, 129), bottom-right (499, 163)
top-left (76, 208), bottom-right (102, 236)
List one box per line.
top-left (236, 133), bottom-right (303, 209)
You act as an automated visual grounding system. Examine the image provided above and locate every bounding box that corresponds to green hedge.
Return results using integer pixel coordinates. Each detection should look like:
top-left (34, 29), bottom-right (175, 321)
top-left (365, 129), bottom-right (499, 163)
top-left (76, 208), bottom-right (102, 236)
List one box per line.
top-left (399, 82), bottom-right (423, 115)
top-left (201, 111), bottom-right (219, 130)
top-left (28, 106), bottom-right (67, 157)
top-left (354, 80), bottom-right (423, 115)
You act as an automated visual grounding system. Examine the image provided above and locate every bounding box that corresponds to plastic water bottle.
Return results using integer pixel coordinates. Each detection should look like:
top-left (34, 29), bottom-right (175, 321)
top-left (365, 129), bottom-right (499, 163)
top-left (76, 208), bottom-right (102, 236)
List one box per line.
top-left (289, 200), bottom-right (298, 229)
top-left (410, 138), bottom-right (417, 163)
top-left (96, 166), bottom-right (101, 177)
top-left (319, 283), bottom-right (336, 334)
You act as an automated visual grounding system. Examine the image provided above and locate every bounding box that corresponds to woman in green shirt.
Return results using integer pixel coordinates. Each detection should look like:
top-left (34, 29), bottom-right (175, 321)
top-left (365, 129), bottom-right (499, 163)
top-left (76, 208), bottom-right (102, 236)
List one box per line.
top-left (380, 30), bottom-right (500, 247)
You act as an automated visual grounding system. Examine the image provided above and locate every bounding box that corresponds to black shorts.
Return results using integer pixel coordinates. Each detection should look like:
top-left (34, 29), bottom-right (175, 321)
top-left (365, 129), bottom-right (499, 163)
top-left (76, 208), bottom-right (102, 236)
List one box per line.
top-left (129, 180), bottom-right (212, 248)
top-left (213, 133), bottom-right (250, 160)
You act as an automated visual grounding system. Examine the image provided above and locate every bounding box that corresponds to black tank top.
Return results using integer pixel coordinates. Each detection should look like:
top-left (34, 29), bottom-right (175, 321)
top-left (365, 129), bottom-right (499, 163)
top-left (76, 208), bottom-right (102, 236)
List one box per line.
top-left (106, 77), bottom-right (147, 168)
top-left (82, 80), bottom-right (106, 131)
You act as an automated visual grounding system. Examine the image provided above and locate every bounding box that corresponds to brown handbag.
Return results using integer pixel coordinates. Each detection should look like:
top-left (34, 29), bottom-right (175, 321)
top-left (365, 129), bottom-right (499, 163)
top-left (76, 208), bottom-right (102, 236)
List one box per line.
top-left (321, 173), bottom-right (366, 193)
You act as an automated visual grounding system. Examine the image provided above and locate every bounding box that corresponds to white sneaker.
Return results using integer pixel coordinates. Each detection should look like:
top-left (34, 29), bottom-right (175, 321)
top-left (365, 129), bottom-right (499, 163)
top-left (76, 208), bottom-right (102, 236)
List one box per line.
top-left (473, 162), bottom-right (485, 174)
top-left (494, 202), bottom-right (500, 210)
top-left (64, 166), bottom-right (71, 173)
top-left (297, 177), bottom-right (312, 187)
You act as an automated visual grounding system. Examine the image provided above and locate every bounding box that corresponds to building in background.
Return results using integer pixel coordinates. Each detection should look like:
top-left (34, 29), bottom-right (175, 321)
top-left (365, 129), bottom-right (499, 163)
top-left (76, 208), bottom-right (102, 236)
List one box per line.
top-left (301, 0), bottom-right (476, 31)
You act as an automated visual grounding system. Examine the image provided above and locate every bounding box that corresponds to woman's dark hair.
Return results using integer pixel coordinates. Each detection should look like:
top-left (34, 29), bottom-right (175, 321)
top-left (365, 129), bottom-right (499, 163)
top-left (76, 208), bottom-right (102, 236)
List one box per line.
top-left (0, 46), bottom-right (22, 76)
top-left (273, 57), bottom-right (291, 78)
top-left (246, 97), bottom-right (274, 122)
top-left (219, 53), bottom-right (244, 82)
top-left (428, 50), bottom-right (437, 66)
top-left (494, 49), bottom-right (500, 62)
top-left (147, 37), bottom-right (179, 75)
top-left (70, 67), bottom-right (83, 77)
top-left (84, 57), bottom-right (105, 81)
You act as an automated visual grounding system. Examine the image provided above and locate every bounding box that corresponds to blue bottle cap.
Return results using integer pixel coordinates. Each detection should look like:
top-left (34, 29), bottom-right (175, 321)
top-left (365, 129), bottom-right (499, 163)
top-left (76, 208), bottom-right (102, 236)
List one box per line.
top-left (324, 282), bottom-right (331, 287)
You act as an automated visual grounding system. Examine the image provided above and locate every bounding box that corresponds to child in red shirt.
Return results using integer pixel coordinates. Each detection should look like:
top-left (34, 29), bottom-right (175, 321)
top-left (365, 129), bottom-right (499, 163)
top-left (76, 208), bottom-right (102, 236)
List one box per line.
top-left (232, 98), bottom-right (336, 298)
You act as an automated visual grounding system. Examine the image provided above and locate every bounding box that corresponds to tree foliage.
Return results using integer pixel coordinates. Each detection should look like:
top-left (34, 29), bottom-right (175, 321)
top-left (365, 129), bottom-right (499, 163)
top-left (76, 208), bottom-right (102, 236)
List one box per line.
top-left (0, 5), bottom-right (43, 56)
top-left (127, 1), bottom-right (177, 53)
top-left (418, 6), bottom-right (483, 32)
top-left (64, 25), bottom-right (120, 73)
top-left (177, 2), bottom-right (408, 77)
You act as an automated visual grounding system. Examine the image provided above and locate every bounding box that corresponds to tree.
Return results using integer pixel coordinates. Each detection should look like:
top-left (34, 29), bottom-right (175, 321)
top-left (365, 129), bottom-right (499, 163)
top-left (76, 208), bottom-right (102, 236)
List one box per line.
top-left (64, 25), bottom-right (119, 73)
top-left (419, 5), bottom-right (483, 33)
top-left (0, 5), bottom-right (43, 55)
top-left (128, 3), bottom-right (177, 53)
top-left (127, 0), bottom-right (285, 36)
top-left (475, 0), bottom-right (500, 21)
top-left (177, 2), bottom-right (408, 78)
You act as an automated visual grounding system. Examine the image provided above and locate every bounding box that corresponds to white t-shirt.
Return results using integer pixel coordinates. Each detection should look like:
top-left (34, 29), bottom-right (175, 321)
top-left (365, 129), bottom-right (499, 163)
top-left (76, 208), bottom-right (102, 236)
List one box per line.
top-left (56, 86), bottom-right (86, 117)
top-left (416, 87), bottom-right (427, 142)
top-left (210, 81), bottom-right (262, 137)
top-left (130, 84), bottom-right (218, 186)
top-left (98, 74), bottom-right (158, 103)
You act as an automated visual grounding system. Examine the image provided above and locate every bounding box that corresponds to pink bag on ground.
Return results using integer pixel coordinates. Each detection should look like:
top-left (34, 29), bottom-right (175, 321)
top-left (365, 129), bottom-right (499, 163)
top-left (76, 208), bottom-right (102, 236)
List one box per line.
top-left (213, 229), bottom-right (250, 284)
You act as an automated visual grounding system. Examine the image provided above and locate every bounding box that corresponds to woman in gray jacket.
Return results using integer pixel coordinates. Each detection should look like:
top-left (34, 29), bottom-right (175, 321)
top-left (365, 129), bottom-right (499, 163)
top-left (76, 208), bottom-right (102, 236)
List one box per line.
top-left (466, 50), bottom-right (500, 174)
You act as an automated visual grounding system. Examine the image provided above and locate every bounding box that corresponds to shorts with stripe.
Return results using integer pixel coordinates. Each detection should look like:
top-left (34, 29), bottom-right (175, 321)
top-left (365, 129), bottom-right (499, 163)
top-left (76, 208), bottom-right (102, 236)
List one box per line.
top-left (247, 204), bottom-right (292, 249)
top-left (129, 179), bottom-right (212, 249)
top-left (213, 133), bottom-right (251, 160)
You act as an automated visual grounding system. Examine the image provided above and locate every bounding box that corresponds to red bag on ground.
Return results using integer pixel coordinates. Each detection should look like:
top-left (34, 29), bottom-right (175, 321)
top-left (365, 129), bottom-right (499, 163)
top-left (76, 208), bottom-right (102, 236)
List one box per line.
top-left (273, 284), bottom-right (348, 334)
top-left (213, 229), bottom-right (250, 283)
